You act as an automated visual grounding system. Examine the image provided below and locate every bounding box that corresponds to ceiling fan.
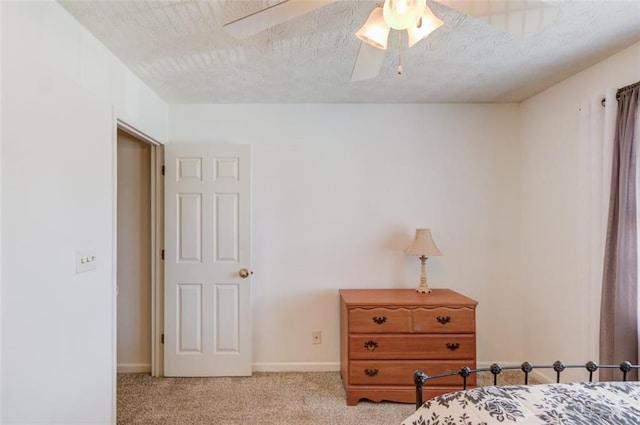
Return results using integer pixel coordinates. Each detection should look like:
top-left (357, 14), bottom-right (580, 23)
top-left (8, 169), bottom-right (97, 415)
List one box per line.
top-left (223, 0), bottom-right (560, 81)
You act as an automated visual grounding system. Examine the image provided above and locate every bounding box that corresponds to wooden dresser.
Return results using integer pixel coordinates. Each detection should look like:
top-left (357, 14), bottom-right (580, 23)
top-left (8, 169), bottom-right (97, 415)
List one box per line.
top-left (339, 288), bottom-right (478, 405)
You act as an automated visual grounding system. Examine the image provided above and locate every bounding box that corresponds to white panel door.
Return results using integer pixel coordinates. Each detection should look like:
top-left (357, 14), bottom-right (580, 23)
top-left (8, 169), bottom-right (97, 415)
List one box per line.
top-left (164, 143), bottom-right (251, 376)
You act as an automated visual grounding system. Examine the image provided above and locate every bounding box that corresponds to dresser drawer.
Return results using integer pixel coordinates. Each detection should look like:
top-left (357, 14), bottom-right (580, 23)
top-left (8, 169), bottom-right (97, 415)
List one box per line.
top-left (349, 307), bottom-right (411, 333)
top-left (349, 360), bottom-right (476, 386)
top-left (350, 334), bottom-right (475, 360)
top-left (412, 307), bottom-right (475, 333)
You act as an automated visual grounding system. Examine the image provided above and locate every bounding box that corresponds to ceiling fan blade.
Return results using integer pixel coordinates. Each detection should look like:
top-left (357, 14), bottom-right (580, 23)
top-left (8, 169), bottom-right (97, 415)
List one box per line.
top-left (224, 0), bottom-right (336, 39)
top-left (351, 42), bottom-right (386, 82)
top-left (437, 0), bottom-right (560, 36)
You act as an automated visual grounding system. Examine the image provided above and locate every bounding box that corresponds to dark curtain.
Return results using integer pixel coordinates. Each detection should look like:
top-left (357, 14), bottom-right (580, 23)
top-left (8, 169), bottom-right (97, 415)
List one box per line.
top-left (600, 81), bottom-right (639, 381)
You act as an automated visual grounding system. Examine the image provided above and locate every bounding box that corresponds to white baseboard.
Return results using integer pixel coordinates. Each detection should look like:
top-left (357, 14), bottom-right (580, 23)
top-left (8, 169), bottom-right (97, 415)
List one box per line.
top-left (252, 362), bottom-right (340, 372)
top-left (118, 363), bottom-right (151, 373)
top-left (250, 361), bottom-right (552, 379)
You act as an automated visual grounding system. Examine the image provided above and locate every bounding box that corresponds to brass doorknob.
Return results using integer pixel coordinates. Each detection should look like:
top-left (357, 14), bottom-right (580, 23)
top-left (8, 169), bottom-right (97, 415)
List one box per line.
top-left (238, 268), bottom-right (252, 278)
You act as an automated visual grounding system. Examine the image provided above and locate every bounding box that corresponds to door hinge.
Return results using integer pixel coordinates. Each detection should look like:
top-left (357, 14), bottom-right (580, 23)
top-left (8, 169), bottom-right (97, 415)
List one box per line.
top-left (161, 165), bottom-right (165, 176)
top-left (161, 249), bottom-right (165, 260)
top-left (161, 333), bottom-right (164, 344)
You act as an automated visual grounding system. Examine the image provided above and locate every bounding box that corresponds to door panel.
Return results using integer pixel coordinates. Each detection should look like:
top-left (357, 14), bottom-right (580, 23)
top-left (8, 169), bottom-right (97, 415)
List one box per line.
top-left (164, 143), bottom-right (251, 376)
top-left (177, 284), bottom-right (203, 353)
top-left (215, 193), bottom-right (239, 261)
top-left (178, 194), bottom-right (202, 262)
top-left (216, 284), bottom-right (240, 352)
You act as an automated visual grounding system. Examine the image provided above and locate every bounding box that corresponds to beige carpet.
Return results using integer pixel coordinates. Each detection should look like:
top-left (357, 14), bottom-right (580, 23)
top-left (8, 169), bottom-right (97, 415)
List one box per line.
top-left (118, 372), bottom-right (414, 425)
top-left (117, 371), bottom-right (537, 424)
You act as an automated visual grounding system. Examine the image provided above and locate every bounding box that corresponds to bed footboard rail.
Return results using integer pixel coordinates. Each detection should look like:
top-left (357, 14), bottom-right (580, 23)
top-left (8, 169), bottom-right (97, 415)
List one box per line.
top-left (413, 360), bottom-right (639, 410)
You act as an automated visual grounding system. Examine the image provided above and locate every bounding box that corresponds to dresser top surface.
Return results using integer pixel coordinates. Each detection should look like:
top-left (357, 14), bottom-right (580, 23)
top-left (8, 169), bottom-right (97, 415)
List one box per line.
top-left (339, 288), bottom-right (478, 307)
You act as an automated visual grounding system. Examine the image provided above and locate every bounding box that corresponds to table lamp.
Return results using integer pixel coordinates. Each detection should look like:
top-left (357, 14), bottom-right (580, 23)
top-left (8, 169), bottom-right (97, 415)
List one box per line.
top-left (406, 228), bottom-right (442, 293)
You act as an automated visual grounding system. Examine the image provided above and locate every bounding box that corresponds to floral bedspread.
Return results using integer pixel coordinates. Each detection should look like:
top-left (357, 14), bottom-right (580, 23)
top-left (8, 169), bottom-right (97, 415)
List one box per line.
top-left (401, 381), bottom-right (640, 425)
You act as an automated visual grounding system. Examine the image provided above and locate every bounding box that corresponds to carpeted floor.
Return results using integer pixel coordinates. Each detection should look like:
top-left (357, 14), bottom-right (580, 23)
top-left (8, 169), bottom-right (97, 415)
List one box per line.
top-left (117, 370), bottom-right (538, 424)
top-left (118, 372), bottom-right (414, 425)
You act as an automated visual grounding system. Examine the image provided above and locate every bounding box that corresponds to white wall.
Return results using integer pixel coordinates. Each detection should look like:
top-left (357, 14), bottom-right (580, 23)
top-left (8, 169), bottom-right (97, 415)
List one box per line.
top-left (1, 2), bottom-right (168, 424)
top-left (520, 42), bottom-right (640, 377)
top-left (170, 103), bottom-right (525, 368)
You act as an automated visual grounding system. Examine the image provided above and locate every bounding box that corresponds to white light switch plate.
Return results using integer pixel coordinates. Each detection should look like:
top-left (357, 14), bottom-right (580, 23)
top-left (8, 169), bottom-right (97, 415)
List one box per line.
top-left (76, 249), bottom-right (97, 273)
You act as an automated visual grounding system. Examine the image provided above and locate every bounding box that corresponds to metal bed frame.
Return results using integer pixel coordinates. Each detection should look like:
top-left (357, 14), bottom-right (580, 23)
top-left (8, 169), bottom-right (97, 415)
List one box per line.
top-left (413, 360), bottom-right (640, 410)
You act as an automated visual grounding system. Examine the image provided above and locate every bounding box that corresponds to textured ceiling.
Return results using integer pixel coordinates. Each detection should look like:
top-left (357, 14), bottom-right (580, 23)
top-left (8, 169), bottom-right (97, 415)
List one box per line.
top-left (59, 0), bottom-right (640, 103)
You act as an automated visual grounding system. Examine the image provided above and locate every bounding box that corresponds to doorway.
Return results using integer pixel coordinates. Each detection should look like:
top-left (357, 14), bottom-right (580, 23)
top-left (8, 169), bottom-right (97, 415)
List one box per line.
top-left (115, 123), bottom-right (164, 377)
top-left (117, 130), bottom-right (152, 372)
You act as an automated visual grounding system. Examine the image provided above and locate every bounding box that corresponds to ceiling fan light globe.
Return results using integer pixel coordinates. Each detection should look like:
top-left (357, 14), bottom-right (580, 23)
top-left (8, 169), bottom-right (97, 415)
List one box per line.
top-left (383, 0), bottom-right (426, 30)
top-left (407, 5), bottom-right (444, 47)
top-left (356, 7), bottom-right (390, 50)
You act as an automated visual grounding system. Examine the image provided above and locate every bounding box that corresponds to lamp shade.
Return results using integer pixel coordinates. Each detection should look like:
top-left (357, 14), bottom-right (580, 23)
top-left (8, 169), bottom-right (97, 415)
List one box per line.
top-left (407, 5), bottom-right (443, 48)
top-left (383, 0), bottom-right (426, 30)
top-left (406, 228), bottom-right (442, 256)
top-left (356, 6), bottom-right (390, 50)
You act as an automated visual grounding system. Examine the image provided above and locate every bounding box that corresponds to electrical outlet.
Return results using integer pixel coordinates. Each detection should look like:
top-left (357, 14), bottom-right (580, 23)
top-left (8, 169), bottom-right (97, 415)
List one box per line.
top-left (312, 330), bottom-right (322, 344)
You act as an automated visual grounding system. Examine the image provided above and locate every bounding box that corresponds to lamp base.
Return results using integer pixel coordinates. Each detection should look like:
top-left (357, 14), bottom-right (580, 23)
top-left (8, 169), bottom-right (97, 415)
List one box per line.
top-left (416, 255), bottom-right (431, 294)
top-left (416, 284), bottom-right (432, 294)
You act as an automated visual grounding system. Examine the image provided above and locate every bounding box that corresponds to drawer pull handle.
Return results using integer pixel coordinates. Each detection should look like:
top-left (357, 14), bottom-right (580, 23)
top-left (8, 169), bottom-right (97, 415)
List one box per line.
top-left (446, 342), bottom-right (461, 351)
top-left (372, 316), bottom-right (387, 325)
top-left (364, 368), bottom-right (379, 377)
top-left (436, 316), bottom-right (452, 325)
top-left (363, 340), bottom-right (379, 351)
